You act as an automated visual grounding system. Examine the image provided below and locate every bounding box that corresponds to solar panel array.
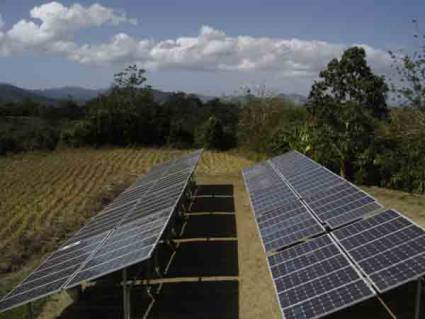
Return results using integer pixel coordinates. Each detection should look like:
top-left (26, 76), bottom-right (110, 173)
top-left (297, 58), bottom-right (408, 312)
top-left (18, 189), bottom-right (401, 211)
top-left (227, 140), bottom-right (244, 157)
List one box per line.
top-left (270, 152), bottom-right (382, 229)
top-left (334, 209), bottom-right (425, 293)
top-left (243, 150), bottom-right (425, 319)
top-left (268, 235), bottom-right (374, 319)
top-left (0, 150), bottom-right (202, 312)
top-left (243, 163), bottom-right (325, 252)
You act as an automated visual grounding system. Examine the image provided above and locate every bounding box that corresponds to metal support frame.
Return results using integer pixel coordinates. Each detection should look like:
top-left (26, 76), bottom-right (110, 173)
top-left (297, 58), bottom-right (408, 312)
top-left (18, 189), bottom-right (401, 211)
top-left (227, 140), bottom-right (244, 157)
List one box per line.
top-left (153, 249), bottom-right (162, 277)
top-left (26, 302), bottom-right (33, 319)
top-left (141, 174), bottom-right (197, 319)
top-left (122, 268), bottom-right (131, 319)
top-left (415, 278), bottom-right (423, 319)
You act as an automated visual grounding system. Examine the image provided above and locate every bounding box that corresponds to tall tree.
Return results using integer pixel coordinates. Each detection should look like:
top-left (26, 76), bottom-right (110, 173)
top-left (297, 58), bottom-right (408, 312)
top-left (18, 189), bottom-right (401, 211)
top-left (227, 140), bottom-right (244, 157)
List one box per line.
top-left (307, 46), bottom-right (388, 179)
top-left (389, 20), bottom-right (425, 110)
top-left (198, 116), bottom-right (225, 150)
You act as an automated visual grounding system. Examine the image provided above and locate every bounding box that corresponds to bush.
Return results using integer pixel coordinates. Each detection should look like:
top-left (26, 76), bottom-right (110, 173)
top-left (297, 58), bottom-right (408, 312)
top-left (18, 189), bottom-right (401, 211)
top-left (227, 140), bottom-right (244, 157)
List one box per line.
top-left (196, 116), bottom-right (227, 150)
top-left (0, 117), bottom-right (60, 155)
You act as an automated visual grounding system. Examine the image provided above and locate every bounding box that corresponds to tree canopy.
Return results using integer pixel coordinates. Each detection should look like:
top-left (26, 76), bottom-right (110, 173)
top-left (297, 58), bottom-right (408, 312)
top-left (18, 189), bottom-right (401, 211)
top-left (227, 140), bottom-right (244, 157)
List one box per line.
top-left (307, 46), bottom-right (389, 179)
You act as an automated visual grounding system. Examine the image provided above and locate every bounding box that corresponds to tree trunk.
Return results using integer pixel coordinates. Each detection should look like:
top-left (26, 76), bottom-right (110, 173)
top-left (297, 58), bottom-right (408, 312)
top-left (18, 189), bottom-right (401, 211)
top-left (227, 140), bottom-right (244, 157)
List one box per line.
top-left (340, 159), bottom-right (354, 181)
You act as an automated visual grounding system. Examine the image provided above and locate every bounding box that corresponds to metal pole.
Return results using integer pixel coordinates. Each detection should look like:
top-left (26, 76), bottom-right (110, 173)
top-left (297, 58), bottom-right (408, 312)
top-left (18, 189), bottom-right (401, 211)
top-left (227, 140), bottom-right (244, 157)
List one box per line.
top-left (415, 278), bottom-right (423, 319)
top-left (27, 302), bottom-right (33, 319)
top-left (123, 268), bottom-right (131, 319)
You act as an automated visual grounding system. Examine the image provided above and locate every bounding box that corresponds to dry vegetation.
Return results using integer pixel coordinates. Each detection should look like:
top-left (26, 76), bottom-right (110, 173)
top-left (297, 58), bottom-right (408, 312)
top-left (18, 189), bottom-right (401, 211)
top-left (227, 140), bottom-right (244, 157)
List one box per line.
top-left (0, 148), bottom-right (186, 274)
top-left (363, 186), bottom-right (425, 227)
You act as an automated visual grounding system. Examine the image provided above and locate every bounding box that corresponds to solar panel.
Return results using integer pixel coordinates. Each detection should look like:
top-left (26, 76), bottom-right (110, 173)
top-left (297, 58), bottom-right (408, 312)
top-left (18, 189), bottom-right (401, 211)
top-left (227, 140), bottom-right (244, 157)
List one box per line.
top-left (0, 231), bottom-right (110, 312)
top-left (243, 150), bottom-right (425, 318)
top-left (243, 162), bottom-right (326, 252)
top-left (65, 210), bottom-right (169, 288)
top-left (268, 235), bottom-right (375, 319)
top-left (333, 209), bottom-right (425, 293)
top-left (269, 151), bottom-right (382, 228)
top-left (0, 150), bottom-right (202, 313)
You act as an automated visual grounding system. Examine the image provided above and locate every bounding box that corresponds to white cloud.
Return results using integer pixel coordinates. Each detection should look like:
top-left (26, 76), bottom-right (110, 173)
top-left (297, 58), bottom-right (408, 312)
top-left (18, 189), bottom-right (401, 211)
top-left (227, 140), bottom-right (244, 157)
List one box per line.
top-left (67, 25), bottom-right (392, 80)
top-left (0, 2), bottom-right (137, 55)
top-left (0, 2), bottom-right (392, 83)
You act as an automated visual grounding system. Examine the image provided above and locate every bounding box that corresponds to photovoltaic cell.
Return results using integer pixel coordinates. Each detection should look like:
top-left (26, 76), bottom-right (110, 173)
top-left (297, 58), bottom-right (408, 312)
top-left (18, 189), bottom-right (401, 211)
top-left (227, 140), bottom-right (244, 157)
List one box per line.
top-left (268, 235), bottom-right (375, 319)
top-left (334, 209), bottom-right (425, 293)
top-left (269, 151), bottom-right (382, 228)
top-left (0, 150), bottom-right (202, 313)
top-left (241, 150), bottom-right (390, 318)
top-left (243, 150), bottom-right (425, 318)
top-left (0, 231), bottom-right (110, 312)
top-left (243, 160), bottom-right (325, 252)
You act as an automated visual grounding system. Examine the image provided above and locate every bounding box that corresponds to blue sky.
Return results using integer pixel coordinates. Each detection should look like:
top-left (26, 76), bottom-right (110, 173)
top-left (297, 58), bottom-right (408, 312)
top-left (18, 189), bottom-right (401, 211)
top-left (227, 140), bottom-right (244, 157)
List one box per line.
top-left (0, 0), bottom-right (423, 95)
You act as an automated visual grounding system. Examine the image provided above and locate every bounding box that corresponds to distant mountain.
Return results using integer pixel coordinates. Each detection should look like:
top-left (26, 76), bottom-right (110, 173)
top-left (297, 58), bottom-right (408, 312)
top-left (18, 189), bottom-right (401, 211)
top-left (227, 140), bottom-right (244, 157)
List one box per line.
top-left (0, 83), bottom-right (58, 105)
top-left (277, 93), bottom-right (308, 105)
top-left (220, 92), bottom-right (307, 105)
top-left (150, 89), bottom-right (216, 104)
top-left (32, 87), bottom-right (106, 104)
top-left (0, 83), bottom-right (305, 106)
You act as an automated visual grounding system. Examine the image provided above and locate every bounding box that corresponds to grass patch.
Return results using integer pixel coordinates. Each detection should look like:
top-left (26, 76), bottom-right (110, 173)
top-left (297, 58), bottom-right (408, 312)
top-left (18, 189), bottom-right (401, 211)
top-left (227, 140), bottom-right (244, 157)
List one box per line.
top-left (362, 186), bottom-right (425, 227)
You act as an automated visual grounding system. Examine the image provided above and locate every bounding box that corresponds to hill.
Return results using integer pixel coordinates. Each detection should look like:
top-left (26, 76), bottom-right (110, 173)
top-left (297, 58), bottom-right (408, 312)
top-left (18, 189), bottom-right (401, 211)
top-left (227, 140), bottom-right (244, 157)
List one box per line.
top-left (32, 87), bottom-right (105, 104)
top-left (0, 83), bottom-right (307, 106)
top-left (0, 84), bottom-right (58, 105)
top-left (0, 83), bottom-right (216, 105)
top-left (277, 93), bottom-right (307, 105)
top-left (220, 92), bottom-right (307, 105)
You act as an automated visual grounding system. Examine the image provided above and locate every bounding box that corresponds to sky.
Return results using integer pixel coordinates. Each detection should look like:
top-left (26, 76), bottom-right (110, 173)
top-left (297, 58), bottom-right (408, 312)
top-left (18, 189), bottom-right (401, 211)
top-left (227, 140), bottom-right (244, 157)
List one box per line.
top-left (0, 0), bottom-right (424, 96)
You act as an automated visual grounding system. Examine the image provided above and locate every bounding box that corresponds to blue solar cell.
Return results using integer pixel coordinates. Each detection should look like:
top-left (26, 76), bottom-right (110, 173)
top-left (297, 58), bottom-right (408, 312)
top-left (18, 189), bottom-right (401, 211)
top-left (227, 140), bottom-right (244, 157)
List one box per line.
top-left (334, 209), bottom-right (425, 292)
top-left (268, 235), bottom-right (375, 319)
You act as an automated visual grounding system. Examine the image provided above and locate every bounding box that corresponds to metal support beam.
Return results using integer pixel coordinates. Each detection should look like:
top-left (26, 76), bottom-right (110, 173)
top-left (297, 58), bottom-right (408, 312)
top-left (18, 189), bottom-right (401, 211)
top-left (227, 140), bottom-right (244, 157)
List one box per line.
top-left (27, 302), bottom-right (33, 319)
top-left (122, 268), bottom-right (131, 319)
top-left (415, 278), bottom-right (423, 319)
top-left (153, 250), bottom-right (162, 277)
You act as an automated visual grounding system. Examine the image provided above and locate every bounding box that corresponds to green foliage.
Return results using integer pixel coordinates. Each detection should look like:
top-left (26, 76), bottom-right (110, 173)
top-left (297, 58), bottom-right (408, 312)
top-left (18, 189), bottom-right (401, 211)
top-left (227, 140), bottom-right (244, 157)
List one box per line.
top-left (62, 66), bottom-right (239, 150)
top-left (375, 108), bottom-right (425, 193)
top-left (307, 46), bottom-right (389, 179)
top-left (238, 95), bottom-right (290, 153)
top-left (0, 117), bottom-right (60, 155)
top-left (389, 20), bottom-right (425, 110)
top-left (197, 116), bottom-right (225, 150)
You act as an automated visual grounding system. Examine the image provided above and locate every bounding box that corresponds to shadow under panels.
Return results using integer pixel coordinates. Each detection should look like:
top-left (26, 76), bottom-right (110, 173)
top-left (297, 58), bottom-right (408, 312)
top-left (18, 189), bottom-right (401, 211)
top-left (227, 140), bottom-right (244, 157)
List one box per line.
top-left (181, 214), bottom-right (237, 238)
top-left (149, 281), bottom-right (238, 319)
top-left (190, 196), bottom-right (235, 213)
top-left (57, 280), bottom-right (238, 319)
top-left (194, 184), bottom-right (234, 197)
top-left (165, 241), bottom-right (238, 277)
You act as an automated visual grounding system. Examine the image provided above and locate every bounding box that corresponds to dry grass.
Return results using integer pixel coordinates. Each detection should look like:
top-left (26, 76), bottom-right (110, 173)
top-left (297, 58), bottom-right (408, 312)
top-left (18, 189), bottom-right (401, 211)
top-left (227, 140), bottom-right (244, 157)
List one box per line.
top-left (0, 148), bottom-right (187, 274)
top-left (362, 186), bottom-right (425, 227)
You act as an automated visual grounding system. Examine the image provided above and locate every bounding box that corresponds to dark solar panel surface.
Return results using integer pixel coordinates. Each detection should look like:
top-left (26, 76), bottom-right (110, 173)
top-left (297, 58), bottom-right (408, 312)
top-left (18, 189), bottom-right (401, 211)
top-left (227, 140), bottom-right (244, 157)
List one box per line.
top-left (270, 151), bottom-right (382, 228)
top-left (334, 209), bottom-right (425, 293)
top-left (268, 235), bottom-right (375, 319)
top-left (243, 160), bottom-right (325, 252)
top-left (243, 150), bottom-right (425, 318)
